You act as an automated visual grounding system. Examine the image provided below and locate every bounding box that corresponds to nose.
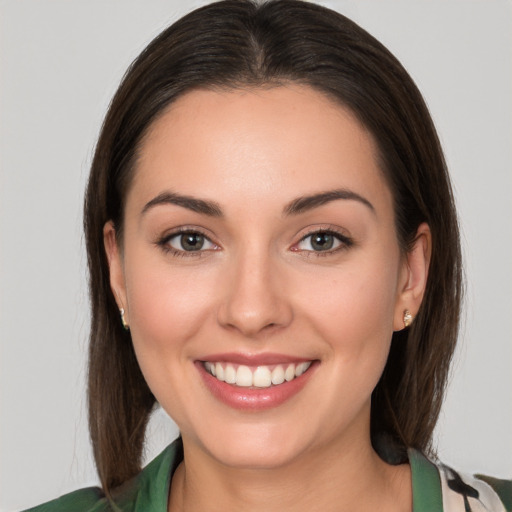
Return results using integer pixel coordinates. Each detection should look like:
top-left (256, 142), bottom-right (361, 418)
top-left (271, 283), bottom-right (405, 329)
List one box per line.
top-left (216, 248), bottom-right (293, 338)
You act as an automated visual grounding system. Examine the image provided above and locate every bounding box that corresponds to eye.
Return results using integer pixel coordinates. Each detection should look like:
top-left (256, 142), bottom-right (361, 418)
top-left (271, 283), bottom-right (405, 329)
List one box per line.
top-left (165, 231), bottom-right (217, 252)
top-left (295, 230), bottom-right (351, 252)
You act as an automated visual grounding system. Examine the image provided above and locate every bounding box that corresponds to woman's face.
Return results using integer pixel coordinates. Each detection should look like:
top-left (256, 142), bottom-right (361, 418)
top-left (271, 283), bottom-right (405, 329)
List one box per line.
top-left (106, 85), bottom-right (428, 469)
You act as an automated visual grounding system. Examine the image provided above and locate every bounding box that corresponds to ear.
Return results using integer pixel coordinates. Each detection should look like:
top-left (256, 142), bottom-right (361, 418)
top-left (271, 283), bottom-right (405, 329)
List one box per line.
top-left (393, 222), bottom-right (431, 331)
top-left (103, 221), bottom-right (129, 324)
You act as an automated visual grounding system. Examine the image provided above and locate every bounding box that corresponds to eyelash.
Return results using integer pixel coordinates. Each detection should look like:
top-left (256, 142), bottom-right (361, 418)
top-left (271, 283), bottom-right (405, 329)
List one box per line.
top-left (156, 227), bottom-right (354, 258)
top-left (156, 228), bottom-right (218, 258)
top-left (292, 228), bottom-right (354, 257)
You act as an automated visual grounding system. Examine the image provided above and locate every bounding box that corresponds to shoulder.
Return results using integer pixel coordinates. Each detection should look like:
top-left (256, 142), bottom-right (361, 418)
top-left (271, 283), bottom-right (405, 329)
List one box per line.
top-left (22, 439), bottom-right (183, 512)
top-left (409, 449), bottom-right (512, 512)
top-left (22, 487), bottom-right (108, 512)
top-left (475, 475), bottom-right (512, 511)
top-left (438, 463), bottom-right (512, 512)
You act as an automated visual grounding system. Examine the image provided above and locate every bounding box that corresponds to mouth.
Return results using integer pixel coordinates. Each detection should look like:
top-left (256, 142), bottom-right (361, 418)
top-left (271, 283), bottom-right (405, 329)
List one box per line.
top-left (197, 355), bottom-right (317, 410)
top-left (203, 361), bottom-right (313, 388)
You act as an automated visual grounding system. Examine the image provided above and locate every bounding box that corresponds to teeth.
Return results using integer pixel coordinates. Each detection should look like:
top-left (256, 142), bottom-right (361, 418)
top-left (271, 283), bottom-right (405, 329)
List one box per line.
top-left (253, 366), bottom-right (272, 388)
top-left (215, 362), bottom-right (225, 381)
top-left (204, 361), bottom-right (312, 388)
top-left (295, 362), bottom-right (309, 377)
top-left (285, 364), bottom-right (295, 382)
top-left (236, 365), bottom-right (253, 387)
top-left (271, 365), bottom-right (285, 385)
top-left (224, 364), bottom-right (236, 384)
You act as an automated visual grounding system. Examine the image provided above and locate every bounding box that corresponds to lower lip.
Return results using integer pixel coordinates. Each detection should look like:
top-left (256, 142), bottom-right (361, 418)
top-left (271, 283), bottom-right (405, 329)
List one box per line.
top-left (196, 361), bottom-right (317, 411)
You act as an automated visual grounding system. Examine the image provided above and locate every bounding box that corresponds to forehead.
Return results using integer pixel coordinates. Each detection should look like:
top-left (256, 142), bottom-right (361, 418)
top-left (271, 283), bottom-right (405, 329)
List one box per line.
top-left (130, 85), bottom-right (392, 217)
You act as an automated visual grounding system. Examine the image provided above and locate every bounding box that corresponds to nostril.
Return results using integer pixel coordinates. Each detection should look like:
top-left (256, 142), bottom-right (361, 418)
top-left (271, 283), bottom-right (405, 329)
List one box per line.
top-left (216, 264), bottom-right (294, 335)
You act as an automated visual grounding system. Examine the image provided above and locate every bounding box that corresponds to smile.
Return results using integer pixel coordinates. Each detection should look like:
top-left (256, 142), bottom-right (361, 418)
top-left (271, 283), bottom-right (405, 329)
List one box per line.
top-left (203, 361), bottom-right (312, 388)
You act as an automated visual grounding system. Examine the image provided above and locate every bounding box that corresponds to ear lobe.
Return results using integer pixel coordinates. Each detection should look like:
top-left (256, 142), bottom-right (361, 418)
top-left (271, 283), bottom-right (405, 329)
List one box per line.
top-left (393, 222), bottom-right (431, 331)
top-left (103, 221), bottom-right (128, 321)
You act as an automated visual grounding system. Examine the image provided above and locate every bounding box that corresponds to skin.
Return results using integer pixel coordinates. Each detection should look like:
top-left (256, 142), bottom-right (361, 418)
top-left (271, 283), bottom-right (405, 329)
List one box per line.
top-left (105, 85), bottom-right (430, 512)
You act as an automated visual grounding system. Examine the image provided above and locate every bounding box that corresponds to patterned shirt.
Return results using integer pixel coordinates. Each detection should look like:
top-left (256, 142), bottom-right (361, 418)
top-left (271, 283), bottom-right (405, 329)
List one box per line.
top-left (25, 438), bottom-right (511, 511)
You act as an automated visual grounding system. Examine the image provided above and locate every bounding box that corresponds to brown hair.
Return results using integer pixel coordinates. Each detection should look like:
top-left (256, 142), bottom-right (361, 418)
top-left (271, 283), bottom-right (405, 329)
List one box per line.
top-left (84, 0), bottom-right (462, 492)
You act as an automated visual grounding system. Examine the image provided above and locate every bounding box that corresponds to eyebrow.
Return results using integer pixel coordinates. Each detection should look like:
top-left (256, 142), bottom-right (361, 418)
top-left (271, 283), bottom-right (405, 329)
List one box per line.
top-left (141, 191), bottom-right (223, 217)
top-left (141, 188), bottom-right (374, 218)
top-left (283, 189), bottom-right (375, 216)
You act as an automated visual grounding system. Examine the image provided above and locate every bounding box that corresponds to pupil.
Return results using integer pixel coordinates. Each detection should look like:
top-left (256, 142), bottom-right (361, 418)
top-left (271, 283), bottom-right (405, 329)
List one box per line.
top-left (181, 233), bottom-right (204, 251)
top-left (311, 232), bottom-right (333, 251)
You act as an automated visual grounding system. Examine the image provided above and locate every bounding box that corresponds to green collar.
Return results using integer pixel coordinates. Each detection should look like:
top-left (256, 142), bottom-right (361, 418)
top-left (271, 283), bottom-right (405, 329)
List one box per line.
top-left (408, 448), bottom-right (444, 512)
top-left (107, 440), bottom-right (443, 512)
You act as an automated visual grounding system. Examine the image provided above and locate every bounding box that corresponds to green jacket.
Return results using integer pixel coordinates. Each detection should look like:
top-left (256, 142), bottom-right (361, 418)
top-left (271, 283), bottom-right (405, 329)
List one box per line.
top-left (24, 439), bottom-right (511, 512)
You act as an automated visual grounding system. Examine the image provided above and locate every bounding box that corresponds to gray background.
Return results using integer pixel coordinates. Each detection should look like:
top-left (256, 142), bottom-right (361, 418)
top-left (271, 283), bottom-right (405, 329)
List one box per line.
top-left (1, 1), bottom-right (511, 510)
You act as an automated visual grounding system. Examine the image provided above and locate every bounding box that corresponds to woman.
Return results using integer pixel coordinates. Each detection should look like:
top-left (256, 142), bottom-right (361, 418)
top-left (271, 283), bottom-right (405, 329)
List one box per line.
top-left (22, 1), bottom-right (510, 511)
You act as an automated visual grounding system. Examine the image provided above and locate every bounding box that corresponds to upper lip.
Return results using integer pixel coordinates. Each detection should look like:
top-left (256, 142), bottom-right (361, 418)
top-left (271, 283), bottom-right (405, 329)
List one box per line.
top-left (198, 352), bottom-right (314, 366)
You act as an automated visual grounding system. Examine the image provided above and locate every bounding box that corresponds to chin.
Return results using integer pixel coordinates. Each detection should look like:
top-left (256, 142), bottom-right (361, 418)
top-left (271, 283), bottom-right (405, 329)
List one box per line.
top-left (191, 421), bottom-right (314, 470)
top-left (210, 441), bottom-right (305, 470)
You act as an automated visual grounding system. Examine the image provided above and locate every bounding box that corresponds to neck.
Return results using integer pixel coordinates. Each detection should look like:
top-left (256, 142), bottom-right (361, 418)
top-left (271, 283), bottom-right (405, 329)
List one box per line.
top-left (168, 432), bottom-right (411, 512)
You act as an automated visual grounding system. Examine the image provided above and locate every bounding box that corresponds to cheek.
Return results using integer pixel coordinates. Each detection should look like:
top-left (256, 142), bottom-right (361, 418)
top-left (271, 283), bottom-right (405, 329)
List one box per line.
top-left (123, 257), bottom-right (221, 419)
top-left (305, 260), bottom-right (397, 319)
top-left (295, 252), bottom-right (399, 368)
top-left (124, 255), bottom-right (217, 364)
